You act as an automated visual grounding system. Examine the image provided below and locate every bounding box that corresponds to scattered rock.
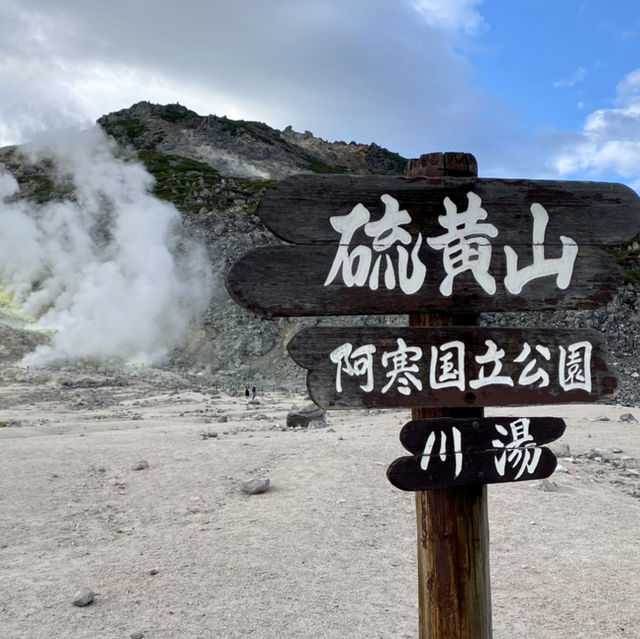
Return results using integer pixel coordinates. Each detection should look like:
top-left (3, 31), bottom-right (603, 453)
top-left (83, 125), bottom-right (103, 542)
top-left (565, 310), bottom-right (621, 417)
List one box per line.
top-left (72, 587), bottom-right (95, 607)
top-left (308, 419), bottom-right (329, 430)
top-left (620, 413), bottom-right (637, 423)
top-left (548, 442), bottom-right (570, 458)
top-left (241, 477), bottom-right (270, 495)
top-left (538, 479), bottom-right (559, 492)
top-left (130, 632), bottom-right (144, 639)
top-left (200, 431), bottom-right (218, 439)
top-left (132, 460), bottom-right (150, 471)
top-left (587, 448), bottom-right (615, 460)
top-left (286, 403), bottom-right (327, 429)
top-left (217, 415), bottom-right (229, 423)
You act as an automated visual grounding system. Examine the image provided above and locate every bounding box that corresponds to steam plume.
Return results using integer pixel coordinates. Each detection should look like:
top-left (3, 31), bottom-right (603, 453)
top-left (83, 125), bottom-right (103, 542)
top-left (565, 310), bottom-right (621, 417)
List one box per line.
top-left (0, 126), bottom-right (213, 366)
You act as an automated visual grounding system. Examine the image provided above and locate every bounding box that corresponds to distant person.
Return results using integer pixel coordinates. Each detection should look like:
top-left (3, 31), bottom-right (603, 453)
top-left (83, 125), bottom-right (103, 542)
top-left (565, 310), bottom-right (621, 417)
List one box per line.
top-left (251, 385), bottom-right (257, 400)
top-left (245, 385), bottom-right (250, 398)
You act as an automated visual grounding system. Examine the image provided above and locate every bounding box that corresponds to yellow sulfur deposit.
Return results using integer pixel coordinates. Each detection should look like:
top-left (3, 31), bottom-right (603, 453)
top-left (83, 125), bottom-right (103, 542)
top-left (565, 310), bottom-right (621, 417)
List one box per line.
top-left (0, 286), bottom-right (36, 322)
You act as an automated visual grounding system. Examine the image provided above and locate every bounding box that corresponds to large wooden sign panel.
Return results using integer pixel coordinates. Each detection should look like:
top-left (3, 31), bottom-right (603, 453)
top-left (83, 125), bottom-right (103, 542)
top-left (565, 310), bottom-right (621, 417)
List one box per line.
top-left (226, 175), bottom-right (640, 316)
top-left (287, 326), bottom-right (616, 409)
top-left (226, 244), bottom-right (620, 316)
top-left (257, 174), bottom-right (640, 245)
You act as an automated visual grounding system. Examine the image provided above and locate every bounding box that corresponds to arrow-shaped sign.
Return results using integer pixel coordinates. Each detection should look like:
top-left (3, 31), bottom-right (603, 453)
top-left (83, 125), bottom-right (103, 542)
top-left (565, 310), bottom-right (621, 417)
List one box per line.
top-left (387, 447), bottom-right (558, 491)
top-left (387, 416), bottom-right (565, 490)
top-left (399, 416), bottom-right (566, 454)
top-left (287, 326), bottom-right (617, 409)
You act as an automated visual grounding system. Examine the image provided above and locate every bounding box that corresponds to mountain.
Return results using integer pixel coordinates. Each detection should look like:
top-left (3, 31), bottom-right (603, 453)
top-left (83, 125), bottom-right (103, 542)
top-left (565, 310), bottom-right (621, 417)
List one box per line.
top-left (97, 102), bottom-right (411, 385)
top-left (0, 101), bottom-right (639, 402)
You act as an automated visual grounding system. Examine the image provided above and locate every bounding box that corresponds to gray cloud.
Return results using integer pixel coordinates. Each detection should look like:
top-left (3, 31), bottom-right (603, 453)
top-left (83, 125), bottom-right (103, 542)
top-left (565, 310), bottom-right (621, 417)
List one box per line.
top-left (0, 1), bottom-right (514, 163)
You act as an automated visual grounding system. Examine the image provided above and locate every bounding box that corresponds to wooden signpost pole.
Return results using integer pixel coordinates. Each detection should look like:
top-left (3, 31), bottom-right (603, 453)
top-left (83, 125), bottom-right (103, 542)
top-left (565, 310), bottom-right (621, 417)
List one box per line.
top-left (407, 153), bottom-right (492, 638)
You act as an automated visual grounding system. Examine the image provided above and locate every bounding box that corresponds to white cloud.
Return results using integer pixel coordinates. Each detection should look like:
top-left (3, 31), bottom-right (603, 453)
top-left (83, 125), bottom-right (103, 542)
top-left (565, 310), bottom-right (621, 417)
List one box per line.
top-left (409, 0), bottom-right (486, 34)
top-left (553, 66), bottom-right (589, 89)
top-left (552, 69), bottom-right (640, 189)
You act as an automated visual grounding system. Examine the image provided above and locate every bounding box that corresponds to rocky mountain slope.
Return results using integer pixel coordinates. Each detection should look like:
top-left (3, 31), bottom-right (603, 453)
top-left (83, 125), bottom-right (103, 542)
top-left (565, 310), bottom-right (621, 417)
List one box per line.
top-left (1, 101), bottom-right (639, 402)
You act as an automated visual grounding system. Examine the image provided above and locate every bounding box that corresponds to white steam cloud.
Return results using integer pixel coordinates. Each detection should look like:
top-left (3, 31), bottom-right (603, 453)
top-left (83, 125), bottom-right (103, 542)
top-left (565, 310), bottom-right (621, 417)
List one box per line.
top-left (0, 126), bottom-right (213, 366)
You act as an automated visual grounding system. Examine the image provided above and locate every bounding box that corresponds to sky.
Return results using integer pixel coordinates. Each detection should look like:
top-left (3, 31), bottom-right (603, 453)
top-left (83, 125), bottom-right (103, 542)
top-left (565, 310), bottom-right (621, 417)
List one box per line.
top-left (1, 0), bottom-right (640, 188)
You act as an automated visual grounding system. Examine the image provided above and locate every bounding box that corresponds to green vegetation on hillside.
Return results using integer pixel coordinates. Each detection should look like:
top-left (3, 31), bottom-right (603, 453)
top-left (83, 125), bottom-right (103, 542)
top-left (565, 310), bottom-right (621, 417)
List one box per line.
top-left (15, 173), bottom-right (75, 204)
top-left (101, 118), bottom-right (148, 141)
top-left (606, 235), bottom-right (640, 284)
top-left (159, 105), bottom-right (190, 123)
top-left (136, 150), bottom-right (275, 214)
top-left (220, 116), bottom-right (275, 146)
top-left (304, 156), bottom-right (348, 174)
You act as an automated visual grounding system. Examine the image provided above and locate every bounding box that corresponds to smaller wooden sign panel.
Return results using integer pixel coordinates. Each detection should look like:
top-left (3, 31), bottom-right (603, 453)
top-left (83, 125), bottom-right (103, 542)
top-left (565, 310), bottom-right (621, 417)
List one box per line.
top-left (388, 416), bottom-right (565, 490)
top-left (287, 326), bottom-right (616, 409)
top-left (399, 416), bottom-right (566, 454)
top-left (387, 447), bottom-right (557, 491)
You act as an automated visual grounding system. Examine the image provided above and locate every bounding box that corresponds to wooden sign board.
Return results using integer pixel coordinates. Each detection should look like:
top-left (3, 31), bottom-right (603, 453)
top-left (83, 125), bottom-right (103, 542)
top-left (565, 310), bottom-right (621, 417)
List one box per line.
top-left (226, 245), bottom-right (620, 316)
top-left (399, 416), bottom-right (566, 454)
top-left (388, 414), bottom-right (565, 490)
top-left (287, 326), bottom-right (616, 409)
top-left (387, 447), bottom-right (557, 491)
top-left (225, 175), bottom-right (640, 316)
top-left (257, 174), bottom-right (640, 245)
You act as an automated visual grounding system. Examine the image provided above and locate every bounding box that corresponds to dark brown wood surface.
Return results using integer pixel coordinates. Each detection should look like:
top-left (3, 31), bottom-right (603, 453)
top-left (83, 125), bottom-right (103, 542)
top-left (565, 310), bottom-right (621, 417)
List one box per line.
top-left (287, 326), bottom-right (616, 409)
top-left (225, 244), bottom-right (622, 316)
top-left (400, 417), bottom-right (566, 454)
top-left (407, 153), bottom-right (491, 639)
top-left (257, 174), bottom-right (640, 245)
top-left (387, 446), bottom-right (557, 491)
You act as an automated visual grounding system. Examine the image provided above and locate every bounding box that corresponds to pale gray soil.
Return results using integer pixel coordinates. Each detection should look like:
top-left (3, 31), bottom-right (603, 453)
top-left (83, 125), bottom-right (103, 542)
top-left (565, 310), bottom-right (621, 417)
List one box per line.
top-left (0, 377), bottom-right (639, 639)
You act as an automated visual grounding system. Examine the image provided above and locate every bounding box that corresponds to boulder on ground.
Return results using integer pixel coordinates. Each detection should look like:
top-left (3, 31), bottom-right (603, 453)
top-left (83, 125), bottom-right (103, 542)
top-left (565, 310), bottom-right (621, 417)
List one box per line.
top-left (286, 403), bottom-right (327, 429)
top-left (72, 587), bottom-right (95, 607)
top-left (241, 477), bottom-right (270, 495)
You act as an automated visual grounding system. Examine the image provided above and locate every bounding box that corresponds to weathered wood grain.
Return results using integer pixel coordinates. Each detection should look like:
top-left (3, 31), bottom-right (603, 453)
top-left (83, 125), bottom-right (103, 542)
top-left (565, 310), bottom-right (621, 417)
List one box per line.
top-left (225, 244), bottom-right (623, 316)
top-left (407, 153), bottom-right (490, 639)
top-left (287, 326), bottom-right (616, 409)
top-left (387, 446), bottom-right (557, 491)
top-left (399, 417), bottom-right (566, 454)
top-left (257, 174), bottom-right (640, 245)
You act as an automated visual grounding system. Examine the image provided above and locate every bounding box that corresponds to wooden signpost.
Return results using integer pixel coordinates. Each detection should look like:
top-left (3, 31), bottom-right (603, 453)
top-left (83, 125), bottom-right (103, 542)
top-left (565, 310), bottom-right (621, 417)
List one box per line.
top-left (225, 151), bottom-right (640, 638)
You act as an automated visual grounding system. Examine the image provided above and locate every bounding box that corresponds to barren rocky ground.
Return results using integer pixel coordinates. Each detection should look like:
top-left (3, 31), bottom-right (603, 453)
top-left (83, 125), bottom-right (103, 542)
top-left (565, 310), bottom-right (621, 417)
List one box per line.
top-left (0, 365), bottom-right (638, 639)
